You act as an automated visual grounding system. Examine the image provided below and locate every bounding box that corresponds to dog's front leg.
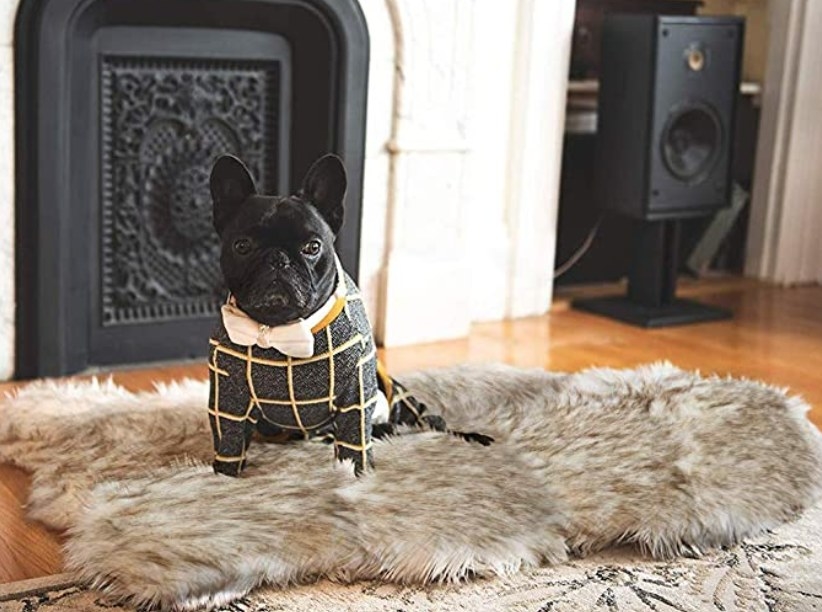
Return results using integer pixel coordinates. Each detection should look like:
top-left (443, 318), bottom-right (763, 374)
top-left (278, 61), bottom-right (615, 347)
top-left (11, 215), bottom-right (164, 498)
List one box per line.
top-left (212, 417), bottom-right (256, 476)
top-left (333, 404), bottom-right (374, 475)
top-left (332, 357), bottom-right (378, 475)
top-left (209, 348), bottom-right (257, 476)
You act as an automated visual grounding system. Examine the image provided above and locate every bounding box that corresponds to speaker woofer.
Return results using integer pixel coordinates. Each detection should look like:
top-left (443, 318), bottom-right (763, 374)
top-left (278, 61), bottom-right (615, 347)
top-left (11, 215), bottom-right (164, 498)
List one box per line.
top-left (661, 103), bottom-right (722, 184)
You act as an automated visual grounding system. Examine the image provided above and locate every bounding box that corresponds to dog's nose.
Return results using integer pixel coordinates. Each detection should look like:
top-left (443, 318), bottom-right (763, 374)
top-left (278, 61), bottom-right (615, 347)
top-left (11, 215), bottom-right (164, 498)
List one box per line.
top-left (269, 250), bottom-right (290, 269)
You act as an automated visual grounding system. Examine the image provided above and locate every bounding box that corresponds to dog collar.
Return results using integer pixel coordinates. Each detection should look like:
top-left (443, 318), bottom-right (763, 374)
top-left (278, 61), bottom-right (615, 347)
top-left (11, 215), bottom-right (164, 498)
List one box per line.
top-left (221, 256), bottom-right (347, 357)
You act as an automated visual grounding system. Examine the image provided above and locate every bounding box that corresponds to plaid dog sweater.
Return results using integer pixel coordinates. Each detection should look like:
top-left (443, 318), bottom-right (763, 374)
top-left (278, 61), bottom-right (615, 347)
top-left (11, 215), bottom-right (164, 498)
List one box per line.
top-left (208, 270), bottom-right (430, 476)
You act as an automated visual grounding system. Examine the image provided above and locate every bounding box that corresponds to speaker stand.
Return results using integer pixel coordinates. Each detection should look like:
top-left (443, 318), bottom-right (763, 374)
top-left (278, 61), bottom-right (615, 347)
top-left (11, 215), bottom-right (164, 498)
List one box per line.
top-left (572, 220), bottom-right (731, 328)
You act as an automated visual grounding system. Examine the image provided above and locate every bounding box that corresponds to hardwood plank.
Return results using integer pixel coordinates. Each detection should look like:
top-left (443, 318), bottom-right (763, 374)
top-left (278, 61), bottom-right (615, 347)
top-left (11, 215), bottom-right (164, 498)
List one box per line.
top-left (0, 466), bottom-right (64, 582)
top-left (1, 280), bottom-right (821, 584)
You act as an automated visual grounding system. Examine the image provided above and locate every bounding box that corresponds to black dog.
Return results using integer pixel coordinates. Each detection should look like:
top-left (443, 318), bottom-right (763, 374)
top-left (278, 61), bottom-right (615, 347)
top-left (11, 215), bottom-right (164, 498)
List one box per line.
top-left (208, 154), bottom-right (490, 477)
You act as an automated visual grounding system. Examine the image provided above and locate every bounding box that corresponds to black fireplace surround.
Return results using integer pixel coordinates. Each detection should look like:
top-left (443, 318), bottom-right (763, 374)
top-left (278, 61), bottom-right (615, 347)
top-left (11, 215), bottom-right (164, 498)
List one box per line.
top-left (15, 0), bottom-right (369, 377)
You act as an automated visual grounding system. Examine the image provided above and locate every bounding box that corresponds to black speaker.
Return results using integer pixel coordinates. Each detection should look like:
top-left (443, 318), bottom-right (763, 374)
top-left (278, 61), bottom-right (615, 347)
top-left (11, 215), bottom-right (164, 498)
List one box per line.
top-left (574, 14), bottom-right (744, 328)
top-left (595, 15), bottom-right (744, 220)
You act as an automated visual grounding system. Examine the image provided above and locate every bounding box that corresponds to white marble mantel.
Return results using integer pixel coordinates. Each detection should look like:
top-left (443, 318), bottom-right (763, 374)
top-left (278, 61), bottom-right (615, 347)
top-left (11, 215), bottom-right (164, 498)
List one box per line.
top-left (359, 0), bottom-right (575, 346)
top-left (0, 0), bottom-right (576, 379)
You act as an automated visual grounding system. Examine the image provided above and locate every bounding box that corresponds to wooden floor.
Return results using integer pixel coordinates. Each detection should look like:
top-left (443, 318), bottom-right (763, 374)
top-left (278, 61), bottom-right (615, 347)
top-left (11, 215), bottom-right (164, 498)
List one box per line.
top-left (1, 279), bottom-right (821, 584)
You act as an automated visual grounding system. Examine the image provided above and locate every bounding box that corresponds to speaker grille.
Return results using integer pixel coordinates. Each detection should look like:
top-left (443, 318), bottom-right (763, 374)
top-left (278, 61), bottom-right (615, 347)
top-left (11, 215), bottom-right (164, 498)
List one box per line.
top-left (661, 102), bottom-right (723, 184)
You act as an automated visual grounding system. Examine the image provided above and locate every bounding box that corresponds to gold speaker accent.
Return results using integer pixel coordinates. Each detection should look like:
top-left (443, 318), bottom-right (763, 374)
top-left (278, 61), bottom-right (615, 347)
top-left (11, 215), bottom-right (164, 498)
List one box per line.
top-left (687, 47), bottom-right (706, 71)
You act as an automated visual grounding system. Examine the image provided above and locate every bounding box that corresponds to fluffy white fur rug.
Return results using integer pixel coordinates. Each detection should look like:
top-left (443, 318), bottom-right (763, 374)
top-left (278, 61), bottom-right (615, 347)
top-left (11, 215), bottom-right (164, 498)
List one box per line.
top-left (1, 363), bottom-right (821, 610)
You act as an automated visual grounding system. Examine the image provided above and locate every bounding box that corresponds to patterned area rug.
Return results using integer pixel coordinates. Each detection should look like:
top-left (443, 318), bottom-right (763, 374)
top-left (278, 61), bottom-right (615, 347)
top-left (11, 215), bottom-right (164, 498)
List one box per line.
top-left (1, 503), bottom-right (821, 612)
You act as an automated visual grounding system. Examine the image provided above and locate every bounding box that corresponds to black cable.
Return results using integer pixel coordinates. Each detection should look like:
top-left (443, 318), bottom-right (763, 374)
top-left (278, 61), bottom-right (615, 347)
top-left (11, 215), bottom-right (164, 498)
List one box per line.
top-left (553, 216), bottom-right (603, 279)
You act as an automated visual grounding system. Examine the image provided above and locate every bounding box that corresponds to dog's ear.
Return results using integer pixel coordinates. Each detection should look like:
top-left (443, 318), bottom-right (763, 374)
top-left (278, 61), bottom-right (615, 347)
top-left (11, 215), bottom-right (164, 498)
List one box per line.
top-left (299, 154), bottom-right (347, 234)
top-left (210, 156), bottom-right (257, 235)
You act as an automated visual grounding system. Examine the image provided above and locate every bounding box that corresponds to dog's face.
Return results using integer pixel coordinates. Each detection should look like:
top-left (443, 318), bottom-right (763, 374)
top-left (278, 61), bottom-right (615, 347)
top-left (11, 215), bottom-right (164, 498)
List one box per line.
top-left (209, 154), bottom-right (347, 327)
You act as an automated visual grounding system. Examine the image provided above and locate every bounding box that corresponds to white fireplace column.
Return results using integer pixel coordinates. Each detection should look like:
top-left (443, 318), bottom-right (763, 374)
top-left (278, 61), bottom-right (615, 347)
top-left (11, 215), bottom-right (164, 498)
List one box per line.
top-left (359, 0), bottom-right (576, 345)
top-left (378, 0), bottom-right (476, 346)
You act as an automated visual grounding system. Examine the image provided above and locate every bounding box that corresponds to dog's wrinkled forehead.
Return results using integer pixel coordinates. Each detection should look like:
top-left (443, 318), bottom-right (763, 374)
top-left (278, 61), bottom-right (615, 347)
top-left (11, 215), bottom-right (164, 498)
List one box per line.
top-left (228, 195), bottom-right (328, 240)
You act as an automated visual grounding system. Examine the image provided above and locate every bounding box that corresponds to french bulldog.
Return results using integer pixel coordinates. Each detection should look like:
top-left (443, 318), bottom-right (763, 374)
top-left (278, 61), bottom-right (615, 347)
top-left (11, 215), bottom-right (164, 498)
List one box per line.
top-left (207, 153), bottom-right (490, 478)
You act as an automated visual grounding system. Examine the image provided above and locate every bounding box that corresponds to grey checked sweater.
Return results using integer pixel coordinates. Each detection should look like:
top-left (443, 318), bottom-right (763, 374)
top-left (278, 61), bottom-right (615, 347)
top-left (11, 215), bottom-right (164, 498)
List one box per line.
top-left (208, 272), bottom-right (378, 476)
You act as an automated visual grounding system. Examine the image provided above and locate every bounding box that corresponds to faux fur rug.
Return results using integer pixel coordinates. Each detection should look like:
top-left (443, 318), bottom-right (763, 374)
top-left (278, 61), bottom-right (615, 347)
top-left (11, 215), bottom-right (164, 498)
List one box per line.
top-left (1, 363), bottom-right (821, 611)
top-left (2, 502), bottom-right (822, 612)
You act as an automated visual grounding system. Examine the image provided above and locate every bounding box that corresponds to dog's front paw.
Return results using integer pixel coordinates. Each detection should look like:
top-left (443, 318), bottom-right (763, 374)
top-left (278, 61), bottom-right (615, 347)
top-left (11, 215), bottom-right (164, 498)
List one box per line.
top-left (213, 458), bottom-right (244, 477)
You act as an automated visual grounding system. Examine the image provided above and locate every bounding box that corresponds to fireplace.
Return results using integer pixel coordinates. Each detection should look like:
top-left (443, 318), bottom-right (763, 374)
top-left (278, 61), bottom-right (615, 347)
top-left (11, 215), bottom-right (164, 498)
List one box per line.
top-left (1, 0), bottom-right (577, 382)
top-left (14, 0), bottom-right (368, 377)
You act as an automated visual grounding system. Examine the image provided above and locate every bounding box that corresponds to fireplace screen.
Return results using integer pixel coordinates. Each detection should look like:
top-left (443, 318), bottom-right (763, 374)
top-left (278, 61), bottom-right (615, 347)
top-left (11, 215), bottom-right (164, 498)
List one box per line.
top-left (15, 0), bottom-right (368, 378)
top-left (101, 58), bottom-right (280, 326)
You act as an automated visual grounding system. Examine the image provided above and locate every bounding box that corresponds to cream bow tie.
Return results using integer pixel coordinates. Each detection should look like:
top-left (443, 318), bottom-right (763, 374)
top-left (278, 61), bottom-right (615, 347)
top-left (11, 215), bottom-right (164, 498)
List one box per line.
top-left (221, 257), bottom-right (347, 358)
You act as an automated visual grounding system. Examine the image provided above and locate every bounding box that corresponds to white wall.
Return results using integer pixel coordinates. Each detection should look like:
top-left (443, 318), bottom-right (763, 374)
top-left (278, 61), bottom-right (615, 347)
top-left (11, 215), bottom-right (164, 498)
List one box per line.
top-left (0, 2), bottom-right (16, 379)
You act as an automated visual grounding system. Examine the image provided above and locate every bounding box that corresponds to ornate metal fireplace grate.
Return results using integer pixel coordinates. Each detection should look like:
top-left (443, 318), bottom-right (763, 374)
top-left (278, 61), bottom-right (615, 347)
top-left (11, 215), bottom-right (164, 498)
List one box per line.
top-left (101, 58), bottom-right (279, 326)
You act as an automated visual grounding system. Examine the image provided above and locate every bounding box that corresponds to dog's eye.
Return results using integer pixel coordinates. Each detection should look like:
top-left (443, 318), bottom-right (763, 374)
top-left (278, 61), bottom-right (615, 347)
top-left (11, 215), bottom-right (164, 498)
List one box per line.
top-left (301, 240), bottom-right (321, 257)
top-left (233, 238), bottom-right (252, 255)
